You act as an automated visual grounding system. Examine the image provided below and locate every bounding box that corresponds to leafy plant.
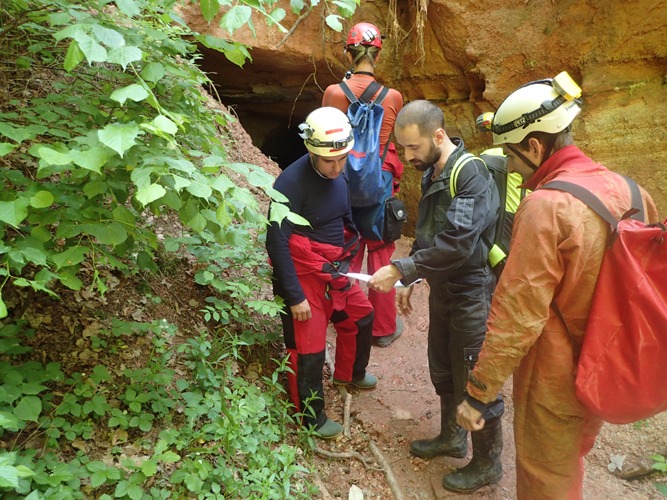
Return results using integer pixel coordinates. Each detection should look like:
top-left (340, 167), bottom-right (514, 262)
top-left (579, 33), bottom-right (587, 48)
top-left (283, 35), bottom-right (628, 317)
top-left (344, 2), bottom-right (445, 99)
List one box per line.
top-left (651, 454), bottom-right (667, 496)
top-left (0, 0), bottom-right (357, 496)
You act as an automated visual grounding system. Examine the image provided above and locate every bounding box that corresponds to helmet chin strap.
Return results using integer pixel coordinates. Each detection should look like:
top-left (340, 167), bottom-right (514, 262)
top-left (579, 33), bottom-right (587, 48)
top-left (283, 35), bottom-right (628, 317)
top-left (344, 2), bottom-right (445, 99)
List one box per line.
top-left (310, 155), bottom-right (329, 179)
top-left (506, 134), bottom-right (558, 173)
top-left (506, 144), bottom-right (539, 172)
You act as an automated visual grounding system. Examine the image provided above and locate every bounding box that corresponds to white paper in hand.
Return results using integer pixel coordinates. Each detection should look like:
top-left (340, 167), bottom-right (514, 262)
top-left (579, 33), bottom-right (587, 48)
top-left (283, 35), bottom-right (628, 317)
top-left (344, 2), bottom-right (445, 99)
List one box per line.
top-left (341, 272), bottom-right (411, 288)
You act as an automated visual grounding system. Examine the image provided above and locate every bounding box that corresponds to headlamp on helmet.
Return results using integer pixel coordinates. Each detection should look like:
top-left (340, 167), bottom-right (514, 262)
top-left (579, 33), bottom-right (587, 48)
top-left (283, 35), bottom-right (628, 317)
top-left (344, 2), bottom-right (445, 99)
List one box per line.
top-left (478, 71), bottom-right (583, 145)
top-left (299, 107), bottom-right (354, 157)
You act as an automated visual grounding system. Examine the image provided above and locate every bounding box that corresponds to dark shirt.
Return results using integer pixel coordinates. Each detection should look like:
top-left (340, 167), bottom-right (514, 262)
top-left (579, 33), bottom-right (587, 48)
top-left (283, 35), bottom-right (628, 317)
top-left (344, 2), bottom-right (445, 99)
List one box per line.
top-left (393, 137), bottom-right (500, 284)
top-left (266, 153), bottom-right (354, 305)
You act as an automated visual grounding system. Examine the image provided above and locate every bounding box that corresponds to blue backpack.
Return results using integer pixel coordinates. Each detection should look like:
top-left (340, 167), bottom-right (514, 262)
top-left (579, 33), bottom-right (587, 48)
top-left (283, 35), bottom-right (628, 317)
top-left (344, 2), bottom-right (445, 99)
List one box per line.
top-left (340, 80), bottom-right (390, 208)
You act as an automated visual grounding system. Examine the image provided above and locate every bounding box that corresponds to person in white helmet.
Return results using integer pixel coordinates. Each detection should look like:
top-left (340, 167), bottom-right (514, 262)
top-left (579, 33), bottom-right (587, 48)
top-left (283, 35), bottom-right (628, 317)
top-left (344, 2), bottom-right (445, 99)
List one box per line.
top-left (456, 72), bottom-right (659, 498)
top-left (323, 22), bottom-right (405, 348)
top-left (266, 107), bottom-right (377, 439)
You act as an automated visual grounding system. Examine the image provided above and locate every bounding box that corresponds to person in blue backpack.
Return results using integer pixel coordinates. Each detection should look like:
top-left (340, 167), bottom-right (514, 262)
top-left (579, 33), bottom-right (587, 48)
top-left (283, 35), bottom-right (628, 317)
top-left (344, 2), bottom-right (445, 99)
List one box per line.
top-left (323, 22), bottom-right (405, 348)
top-left (368, 100), bottom-right (505, 493)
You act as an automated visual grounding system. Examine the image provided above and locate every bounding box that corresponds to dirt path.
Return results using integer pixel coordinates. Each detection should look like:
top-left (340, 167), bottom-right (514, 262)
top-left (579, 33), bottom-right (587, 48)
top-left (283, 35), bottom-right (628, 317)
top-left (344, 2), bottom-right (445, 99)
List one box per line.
top-left (315, 237), bottom-right (667, 499)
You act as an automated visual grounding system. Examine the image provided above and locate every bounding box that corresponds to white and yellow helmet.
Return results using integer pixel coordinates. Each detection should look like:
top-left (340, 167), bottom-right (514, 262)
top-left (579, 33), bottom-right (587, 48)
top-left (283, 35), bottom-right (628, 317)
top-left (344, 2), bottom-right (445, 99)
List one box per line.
top-left (479, 71), bottom-right (583, 145)
top-left (298, 107), bottom-right (354, 157)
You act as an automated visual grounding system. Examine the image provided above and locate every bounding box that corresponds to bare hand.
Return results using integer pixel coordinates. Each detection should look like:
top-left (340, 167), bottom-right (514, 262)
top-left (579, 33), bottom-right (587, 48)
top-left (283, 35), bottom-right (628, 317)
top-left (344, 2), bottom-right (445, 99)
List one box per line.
top-left (457, 400), bottom-right (486, 431)
top-left (290, 299), bottom-right (312, 322)
top-left (368, 264), bottom-right (403, 294)
top-left (396, 286), bottom-right (413, 315)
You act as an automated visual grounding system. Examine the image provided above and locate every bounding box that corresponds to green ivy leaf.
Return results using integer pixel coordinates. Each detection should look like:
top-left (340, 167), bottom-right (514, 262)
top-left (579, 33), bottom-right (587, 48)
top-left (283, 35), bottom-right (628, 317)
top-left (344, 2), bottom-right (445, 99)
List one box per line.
top-left (0, 123), bottom-right (39, 143)
top-left (91, 25), bottom-right (125, 49)
top-left (29, 190), bottom-right (54, 209)
top-left (0, 199), bottom-right (29, 227)
top-left (290, 0), bottom-right (306, 14)
top-left (136, 184), bottom-right (166, 206)
top-left (64, 40), bottom-right (85, 71)
top-left (72, 32), bottom-right (108, 64)
top-left (140, 62), bottom-right (166, 83)
top-left (0, 143), bottom-right (16, 156)
top-left (70, 146), bottom-right (111, 173)
top-left (325, 14), bottom-right (343, 32)
top-left (216, 203), bottom-right (232, 226)
top-left (140, 460), bottom-right (157, 477)
top-left (115, 0), bottom-right (141, 17)
top-left (52, 246), bottom-right (88, 270)
top-left (0, 297), bottom-right (7, 319)
top-left (267, 8), bottom-right (287, 29)
top-left (107, 46), bottom-right (143, 70)
top-left (98, 123), bottom-right (141, 158)
top-left (90, 470), bottom-right (107, 488)
top-left (112, 205), bottom-right (136, 225)
top-left (153, 115), bottom-right (177, 135)
top-left (200, 0), bottom-right (220, 23)
top-left (86, 222), bottom-right (128, 245)
top-left (185, 181), bottom-right (212, 199)
top-left (110, 84), bottom-right (149, 105)
top-left (47, 12), bottom-right (72, 26)
top-left (57, 270), bottom-right (83, 290)
top-left (220, 5), bottom-right (252, 35)
top-left (0, 412), bottom-right (20, 431)
top-left (187, 212), bottom-right (207, 232)
top-left (37, 146), bottom-right (71, 166)
top-left (160, 451), bottom-right (180, 463)
top-left (14, 395), bottom-right (42, 422)
top-left (332, 0), bottom-right (357, 17)
top-left (0, 465), bottom-right (19, 489)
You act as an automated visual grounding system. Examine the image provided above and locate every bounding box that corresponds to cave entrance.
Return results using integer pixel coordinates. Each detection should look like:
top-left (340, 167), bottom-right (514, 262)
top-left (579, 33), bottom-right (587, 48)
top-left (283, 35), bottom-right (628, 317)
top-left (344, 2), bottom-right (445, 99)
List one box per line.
top-left (197, 46), bottom-right (336, 170)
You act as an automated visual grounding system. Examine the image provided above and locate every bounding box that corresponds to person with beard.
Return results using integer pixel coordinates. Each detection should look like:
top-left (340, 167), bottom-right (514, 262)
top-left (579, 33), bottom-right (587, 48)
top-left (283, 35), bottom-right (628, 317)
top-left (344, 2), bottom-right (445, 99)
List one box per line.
top-left (368, 100), bottom-right (505, 493)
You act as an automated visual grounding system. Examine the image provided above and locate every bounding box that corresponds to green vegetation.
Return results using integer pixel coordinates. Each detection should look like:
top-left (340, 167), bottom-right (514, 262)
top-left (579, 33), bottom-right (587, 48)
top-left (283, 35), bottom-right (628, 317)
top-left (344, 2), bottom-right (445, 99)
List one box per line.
top-left (0, 0), bottom-right (357, 496)
top-left (651, 454), bottom-right (667, 496)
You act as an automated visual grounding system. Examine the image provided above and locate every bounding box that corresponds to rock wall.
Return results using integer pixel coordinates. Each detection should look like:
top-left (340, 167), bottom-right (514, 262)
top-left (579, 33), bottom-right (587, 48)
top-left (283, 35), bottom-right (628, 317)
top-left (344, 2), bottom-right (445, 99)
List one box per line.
top-left (181, 0), bottom-right (667, 226)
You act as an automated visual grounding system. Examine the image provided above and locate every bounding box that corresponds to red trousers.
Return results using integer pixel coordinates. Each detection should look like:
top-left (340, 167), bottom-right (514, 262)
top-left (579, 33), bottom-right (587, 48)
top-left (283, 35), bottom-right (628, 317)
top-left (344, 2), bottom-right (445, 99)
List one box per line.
top-left (282, 272), bottom-right (373, 428)
top-left (350, 238), bottom-right (397, 337)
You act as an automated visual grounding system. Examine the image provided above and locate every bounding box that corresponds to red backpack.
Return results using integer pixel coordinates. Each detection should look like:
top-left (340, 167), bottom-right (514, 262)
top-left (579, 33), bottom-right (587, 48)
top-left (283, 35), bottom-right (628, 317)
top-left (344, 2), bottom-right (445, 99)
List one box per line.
top-left (544, 178), bottom-right (667, 424)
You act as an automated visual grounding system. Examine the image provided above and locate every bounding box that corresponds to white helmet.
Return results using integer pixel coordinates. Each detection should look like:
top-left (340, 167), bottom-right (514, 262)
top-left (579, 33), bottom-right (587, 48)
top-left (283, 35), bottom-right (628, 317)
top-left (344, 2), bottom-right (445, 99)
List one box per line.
top-left (298, 107), bottom-right (354, 157)
top-left (486, 71), bottom-right (583, 145)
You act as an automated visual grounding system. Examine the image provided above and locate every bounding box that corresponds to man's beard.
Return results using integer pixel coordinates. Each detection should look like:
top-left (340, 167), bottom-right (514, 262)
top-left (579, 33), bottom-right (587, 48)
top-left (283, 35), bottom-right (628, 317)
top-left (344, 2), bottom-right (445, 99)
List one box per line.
top-left (412, 143), bottom-right (441, 172)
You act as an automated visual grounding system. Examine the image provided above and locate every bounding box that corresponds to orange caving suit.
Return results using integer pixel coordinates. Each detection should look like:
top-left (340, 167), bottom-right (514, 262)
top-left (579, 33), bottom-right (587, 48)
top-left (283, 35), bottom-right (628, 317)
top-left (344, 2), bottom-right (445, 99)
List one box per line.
top-left (465, 145), bottom-right (659, 499)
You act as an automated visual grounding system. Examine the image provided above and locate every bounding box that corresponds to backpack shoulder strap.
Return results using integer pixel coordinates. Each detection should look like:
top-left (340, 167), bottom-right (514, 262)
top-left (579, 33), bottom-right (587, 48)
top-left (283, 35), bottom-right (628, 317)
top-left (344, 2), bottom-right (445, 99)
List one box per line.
top-left (358, 81), bottom-right (382, 103)
top-left (449, 153), bottom-right (477, 197)
top-left (623, 175), bottom-right (644, 222)
top-left (541, 181), bottom-right (619, 229)
top-left (374, 86), bottom-right (390, 106)
top-left (339, 80), bottom-right (358, 104)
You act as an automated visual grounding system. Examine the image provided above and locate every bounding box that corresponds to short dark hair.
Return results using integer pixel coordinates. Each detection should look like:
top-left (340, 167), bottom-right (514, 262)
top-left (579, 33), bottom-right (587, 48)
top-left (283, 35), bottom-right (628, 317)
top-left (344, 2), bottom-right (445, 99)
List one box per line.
top-left (395, 100), bottom-right (445, 137)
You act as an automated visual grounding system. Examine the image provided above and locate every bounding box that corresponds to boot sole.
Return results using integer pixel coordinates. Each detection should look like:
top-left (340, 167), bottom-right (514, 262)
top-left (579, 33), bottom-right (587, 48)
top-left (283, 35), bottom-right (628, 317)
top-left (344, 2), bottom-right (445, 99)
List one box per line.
top-left (410, 446), bottom-right (467, 459)
top-left (442, 473), bottom-right (502, 493)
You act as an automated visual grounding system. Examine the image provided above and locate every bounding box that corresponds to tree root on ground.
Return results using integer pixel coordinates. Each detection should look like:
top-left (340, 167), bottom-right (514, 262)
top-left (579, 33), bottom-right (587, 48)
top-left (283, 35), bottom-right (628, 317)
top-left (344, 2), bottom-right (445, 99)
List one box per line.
top-left (314, 446), bottom-right (373, 468)
top-left (369, 440), bottom-right (406, 500)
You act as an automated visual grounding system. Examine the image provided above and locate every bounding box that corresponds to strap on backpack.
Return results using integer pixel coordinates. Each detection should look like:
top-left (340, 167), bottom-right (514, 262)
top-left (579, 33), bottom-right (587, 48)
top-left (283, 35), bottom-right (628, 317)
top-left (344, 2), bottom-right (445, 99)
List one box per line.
top-left (340, 80), bottom-right (392, 166)
top-left (449, 153), bottom-right (505, 267)
top-left (541, 176), bottom-right (644, 229)
top-left (339, 80), bottom-right (389, 106)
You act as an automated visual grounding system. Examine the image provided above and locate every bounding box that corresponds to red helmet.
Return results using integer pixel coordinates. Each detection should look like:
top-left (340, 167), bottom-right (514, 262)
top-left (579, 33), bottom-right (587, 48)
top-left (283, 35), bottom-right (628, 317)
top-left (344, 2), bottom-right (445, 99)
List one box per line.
top-left (346, 22), bottom-right (383, 49)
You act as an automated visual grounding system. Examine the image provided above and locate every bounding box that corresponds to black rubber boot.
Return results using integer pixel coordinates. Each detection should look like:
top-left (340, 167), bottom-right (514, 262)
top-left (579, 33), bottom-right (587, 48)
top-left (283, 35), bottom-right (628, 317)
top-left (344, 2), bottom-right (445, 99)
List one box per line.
top-left (410, 396), bottom-right (468, 459)
top-left (442, 417), bottom-right (503, 493)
